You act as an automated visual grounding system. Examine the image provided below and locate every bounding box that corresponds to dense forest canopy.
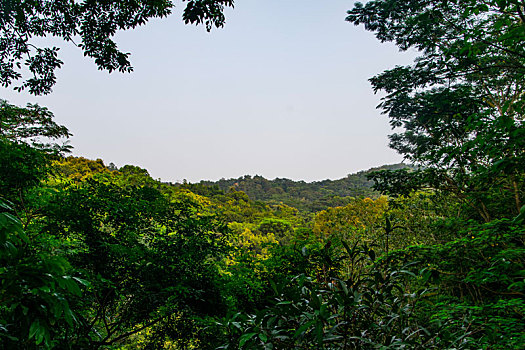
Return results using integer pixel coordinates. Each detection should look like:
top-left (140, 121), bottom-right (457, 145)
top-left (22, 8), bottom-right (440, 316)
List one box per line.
top-left (180, 163), bottom-right (410, 212)
top-left (1, 0), bottom-right (524, 349)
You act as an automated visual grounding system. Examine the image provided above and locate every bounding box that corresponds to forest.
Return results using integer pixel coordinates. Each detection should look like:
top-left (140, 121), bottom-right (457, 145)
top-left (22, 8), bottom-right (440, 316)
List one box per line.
top-left (179, 163), bottom-right (409, 212)
top-left (1, 0), bottom-right (524, 349)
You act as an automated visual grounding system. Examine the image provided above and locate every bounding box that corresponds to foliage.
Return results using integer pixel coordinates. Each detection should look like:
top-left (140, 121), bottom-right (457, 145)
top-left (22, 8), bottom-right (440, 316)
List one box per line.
top-left (1, 105), bottom-right (235, 347)
top-left (313, 197), bottom-right (387, 244)
top-left (186, 164), bottom-right (409, 213)
top-left (3, 0), bottom-right (525, 347)
top-left (348, 0), bottom-right (525, 222)
top-left (0, 100), bottom-right (71, 214)
top-left (0, 199), bottom-right (85, 349)
top-left (217, 2), bottom-right (525, 348)
top-left (51, 156), bottom-right (111, 182)
top-left (0, 0), bottom-right (234, 95)
top-left (39, 175), bottom-right (230, 348)
top-left (386, 219), bottom-right (525, 349)
top-left (2, 96), bottom-right (524, 348)
top-left (0, 100), bottom-right (71, 152)
top-left (230, 226), bottom-right (278, 260)
top-left (0, 138), bottom-right (50, 207)
top-left (219, 243), bottom-right (432, 349)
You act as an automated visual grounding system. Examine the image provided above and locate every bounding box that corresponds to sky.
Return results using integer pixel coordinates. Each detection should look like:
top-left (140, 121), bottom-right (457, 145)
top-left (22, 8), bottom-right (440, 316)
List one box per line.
top-left (1, 0), bottom-right (417, 183)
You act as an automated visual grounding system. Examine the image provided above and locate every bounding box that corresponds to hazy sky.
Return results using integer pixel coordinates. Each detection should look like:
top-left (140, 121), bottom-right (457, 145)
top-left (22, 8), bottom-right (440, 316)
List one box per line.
top-left (1, 0), bottom-right (416, 183)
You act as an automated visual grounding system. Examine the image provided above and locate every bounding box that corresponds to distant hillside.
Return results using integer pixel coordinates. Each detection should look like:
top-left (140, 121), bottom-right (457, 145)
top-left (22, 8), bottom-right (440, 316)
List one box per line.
top-left (180, 164), bottom-right (411, 213)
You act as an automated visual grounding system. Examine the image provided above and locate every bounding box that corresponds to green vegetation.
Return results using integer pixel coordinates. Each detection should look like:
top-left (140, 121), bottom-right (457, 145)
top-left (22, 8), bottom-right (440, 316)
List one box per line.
top-left (1, 0), bottom-right (524, 349)
top-left (181, 163), bottom-right (409, 213)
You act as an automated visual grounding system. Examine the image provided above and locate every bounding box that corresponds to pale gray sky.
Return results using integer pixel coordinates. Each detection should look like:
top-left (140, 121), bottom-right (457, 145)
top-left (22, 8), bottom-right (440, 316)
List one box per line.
top-left (1, 0), bottom-right (416, 183)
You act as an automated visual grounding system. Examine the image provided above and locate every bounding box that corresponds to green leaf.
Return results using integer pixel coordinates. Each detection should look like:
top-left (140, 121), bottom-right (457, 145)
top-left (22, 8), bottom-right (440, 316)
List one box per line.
top-left (294, 320), bottom-right (315, 339)
top-left (29, 320), bottom-right (40, 339)
top-left (239, 332), bottom-right (257, 347)
top-left (72, 277), bottom-right (90, 287)
top-left (61, 276), bottom-right (82, 296)
top-left (259, 332), bottom-right (268, 342)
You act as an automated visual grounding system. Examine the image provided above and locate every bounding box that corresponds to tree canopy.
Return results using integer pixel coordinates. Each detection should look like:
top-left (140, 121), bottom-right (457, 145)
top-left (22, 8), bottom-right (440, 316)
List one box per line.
top-left (347, 0), bottom-right (525, 221)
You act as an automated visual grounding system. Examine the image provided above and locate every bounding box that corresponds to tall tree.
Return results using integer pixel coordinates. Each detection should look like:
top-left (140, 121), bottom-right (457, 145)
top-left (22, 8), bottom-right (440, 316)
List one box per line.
top-left (0, 102), bottom-right (81, 349)
top-left (347, 0), bottom-right (525, 221)
top-left (0, 100), bottom-right (71, 216)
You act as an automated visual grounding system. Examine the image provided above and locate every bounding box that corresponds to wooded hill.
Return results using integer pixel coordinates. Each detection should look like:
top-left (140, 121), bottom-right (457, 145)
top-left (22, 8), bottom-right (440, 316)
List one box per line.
top-left (179, 163), bottom-right (410, 212)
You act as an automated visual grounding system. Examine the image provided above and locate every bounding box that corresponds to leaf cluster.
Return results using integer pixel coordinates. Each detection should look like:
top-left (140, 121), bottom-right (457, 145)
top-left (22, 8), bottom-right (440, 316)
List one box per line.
top-left (0, 0), bottom-right (234, 94)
